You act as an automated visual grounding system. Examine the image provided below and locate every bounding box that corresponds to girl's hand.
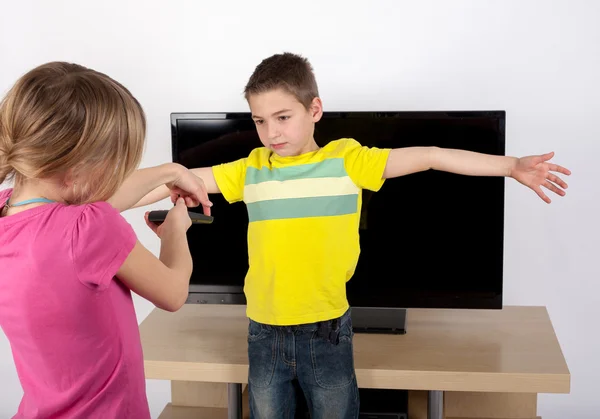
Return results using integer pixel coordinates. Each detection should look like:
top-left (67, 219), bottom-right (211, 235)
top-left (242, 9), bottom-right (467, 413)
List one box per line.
top-left (166, 165), bottom-right (213, 216)
top-left (145, 197), bottom-right (191, 238)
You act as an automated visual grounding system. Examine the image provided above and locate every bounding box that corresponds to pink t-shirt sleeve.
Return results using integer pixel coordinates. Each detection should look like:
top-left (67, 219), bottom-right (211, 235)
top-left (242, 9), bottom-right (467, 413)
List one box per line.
top-left (72, 202), bottom-right (137, 290)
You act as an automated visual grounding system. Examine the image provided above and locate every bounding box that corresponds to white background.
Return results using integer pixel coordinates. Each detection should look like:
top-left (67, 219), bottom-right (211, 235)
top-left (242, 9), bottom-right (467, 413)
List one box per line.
top-left (1, 1), bottom-right (598, 417)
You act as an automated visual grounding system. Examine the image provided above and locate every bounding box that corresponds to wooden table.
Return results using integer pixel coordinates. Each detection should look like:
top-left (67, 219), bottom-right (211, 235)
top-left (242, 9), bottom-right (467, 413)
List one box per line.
top-left (139, 304), bottom-right (570, 419)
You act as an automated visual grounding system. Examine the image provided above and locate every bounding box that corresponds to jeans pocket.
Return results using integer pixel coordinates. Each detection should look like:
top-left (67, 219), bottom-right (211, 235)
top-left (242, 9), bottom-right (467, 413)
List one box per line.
top-left (310, 321), bottom-right (355, 389)
top-left (248, 320), bottom-right (269, 342)
top-left (248, 323), bottom-right (277, 388)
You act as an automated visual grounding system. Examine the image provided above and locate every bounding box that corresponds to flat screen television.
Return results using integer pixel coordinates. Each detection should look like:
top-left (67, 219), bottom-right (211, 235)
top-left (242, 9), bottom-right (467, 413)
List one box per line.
top-left (171, 111), bottom-right (505, 333)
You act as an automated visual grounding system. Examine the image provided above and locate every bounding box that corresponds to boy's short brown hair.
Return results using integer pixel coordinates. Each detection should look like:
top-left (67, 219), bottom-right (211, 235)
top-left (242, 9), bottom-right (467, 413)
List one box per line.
top-left (244, 52), bottom-right (319, 109)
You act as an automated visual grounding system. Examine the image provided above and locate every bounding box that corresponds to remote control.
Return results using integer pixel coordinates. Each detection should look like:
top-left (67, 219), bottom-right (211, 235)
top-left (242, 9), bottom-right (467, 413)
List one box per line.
top-left (147, 210), bottom-right (214, 225)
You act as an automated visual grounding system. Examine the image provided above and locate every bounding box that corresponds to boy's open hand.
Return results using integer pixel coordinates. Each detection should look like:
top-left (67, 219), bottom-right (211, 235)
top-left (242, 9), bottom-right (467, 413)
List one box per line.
top-left (166, 166), bottom-right (213, 215)
top-left (511, 152), bottom-right (571, 204)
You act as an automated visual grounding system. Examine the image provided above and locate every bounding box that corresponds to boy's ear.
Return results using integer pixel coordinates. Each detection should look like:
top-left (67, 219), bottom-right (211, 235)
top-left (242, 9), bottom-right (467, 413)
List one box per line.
top-left (309, 97), bottom-right (323, 123)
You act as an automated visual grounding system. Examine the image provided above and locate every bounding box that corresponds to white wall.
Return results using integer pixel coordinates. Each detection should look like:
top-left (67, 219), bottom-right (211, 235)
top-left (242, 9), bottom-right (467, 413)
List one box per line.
top-left (1, 0), bottom-right (598, 417)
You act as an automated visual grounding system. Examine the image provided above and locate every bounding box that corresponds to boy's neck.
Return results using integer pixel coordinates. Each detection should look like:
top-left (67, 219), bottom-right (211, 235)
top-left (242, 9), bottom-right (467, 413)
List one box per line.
top-left (272, 139), bottom-right (319, 159)
top-left (302, 139), bottom-right (319, 154)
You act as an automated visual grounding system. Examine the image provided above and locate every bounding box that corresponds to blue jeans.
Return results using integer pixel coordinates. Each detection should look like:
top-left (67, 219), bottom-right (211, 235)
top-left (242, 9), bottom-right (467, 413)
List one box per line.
top-left (247, 309), bottom-right (359, 419)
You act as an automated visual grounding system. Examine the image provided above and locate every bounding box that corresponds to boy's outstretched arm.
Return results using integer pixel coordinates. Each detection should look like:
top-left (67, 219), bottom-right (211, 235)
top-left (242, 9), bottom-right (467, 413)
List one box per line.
top-left (383, 147), bottom-right (571, 203)
top-left (109, 164), bottom-right (216, 213)
top-left (128, 167), bottom-right (220, 210)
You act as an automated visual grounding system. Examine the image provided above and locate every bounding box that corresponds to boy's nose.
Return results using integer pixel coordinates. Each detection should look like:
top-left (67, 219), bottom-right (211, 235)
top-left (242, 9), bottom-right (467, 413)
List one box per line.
top-left (268, 126), bottom-right (280, 139)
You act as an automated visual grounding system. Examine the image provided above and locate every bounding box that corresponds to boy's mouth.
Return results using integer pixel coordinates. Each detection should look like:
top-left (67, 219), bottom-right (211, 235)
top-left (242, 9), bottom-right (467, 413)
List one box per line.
top-left (271, 143), bottom-right (287, 150)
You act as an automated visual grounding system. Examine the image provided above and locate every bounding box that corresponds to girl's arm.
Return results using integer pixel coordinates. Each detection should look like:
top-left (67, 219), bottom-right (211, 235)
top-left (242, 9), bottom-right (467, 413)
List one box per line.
top-left (116, 198), bottom-right (193, 312)
top-left (130, 167), bottom-right (220, 210)
top-left (108, 163), bottom-right (213, 213)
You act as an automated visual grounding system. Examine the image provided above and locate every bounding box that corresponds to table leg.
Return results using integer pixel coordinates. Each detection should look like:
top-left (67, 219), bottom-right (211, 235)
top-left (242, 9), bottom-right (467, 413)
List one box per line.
top-left (428, 390), bottom-right (444, 419)
top-left (228, 383), bottom-right (243, 419)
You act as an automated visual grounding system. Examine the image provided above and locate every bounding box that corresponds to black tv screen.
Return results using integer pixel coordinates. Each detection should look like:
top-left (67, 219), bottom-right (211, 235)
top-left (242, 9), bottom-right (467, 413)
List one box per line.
top-left (172, 111), bottom-right (505, 309)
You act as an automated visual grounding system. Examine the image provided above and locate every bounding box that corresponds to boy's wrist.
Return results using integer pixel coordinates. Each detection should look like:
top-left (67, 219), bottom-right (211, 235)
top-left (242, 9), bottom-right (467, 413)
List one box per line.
top-left (505, 156), bottom-right (519, 178)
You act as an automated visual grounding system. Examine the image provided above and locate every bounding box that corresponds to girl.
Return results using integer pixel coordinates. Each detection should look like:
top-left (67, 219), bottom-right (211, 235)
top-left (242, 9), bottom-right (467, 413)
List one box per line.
top-left (0, 62), bottom-right (211, 418)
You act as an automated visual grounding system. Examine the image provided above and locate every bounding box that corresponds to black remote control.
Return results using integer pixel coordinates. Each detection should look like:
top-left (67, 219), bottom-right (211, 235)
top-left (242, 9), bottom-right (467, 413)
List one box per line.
top-left (147, 210), bottom-right (213, 225)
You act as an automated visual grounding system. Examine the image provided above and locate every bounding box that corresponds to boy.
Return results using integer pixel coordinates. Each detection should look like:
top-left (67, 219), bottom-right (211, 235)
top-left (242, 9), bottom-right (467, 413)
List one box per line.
top-left (141, 52), bottom-right (570, 418)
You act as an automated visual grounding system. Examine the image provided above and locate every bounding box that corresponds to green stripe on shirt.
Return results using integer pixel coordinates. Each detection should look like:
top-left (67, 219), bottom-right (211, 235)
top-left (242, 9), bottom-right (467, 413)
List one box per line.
top-left (245, 158), bottom-right (347, 185)
top-left (246, 194), bottom-right (358, 222)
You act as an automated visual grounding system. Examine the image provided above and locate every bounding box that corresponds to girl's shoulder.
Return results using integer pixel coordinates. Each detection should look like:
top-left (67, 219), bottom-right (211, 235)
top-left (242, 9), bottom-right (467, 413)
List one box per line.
top-left (70, 201), bottom-right (138, 290)
top-left (70, 201), bottom-right (136, 251)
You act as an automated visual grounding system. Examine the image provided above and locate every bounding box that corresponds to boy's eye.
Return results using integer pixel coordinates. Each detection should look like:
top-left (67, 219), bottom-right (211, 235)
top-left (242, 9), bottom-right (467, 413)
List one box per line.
top-left (278, 116), bottom-right (290, 121)
top-left (254, 119), bottom-right (264, 125)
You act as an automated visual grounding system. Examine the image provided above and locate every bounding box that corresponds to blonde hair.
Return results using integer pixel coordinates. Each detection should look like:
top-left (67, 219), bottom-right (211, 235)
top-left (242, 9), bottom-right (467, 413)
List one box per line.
top-left (0, 62), bottom-right (146, 204)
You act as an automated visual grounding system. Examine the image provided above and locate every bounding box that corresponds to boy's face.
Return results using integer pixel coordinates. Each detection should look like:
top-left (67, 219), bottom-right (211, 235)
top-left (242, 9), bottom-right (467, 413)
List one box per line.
top-left (248, 88), bottom-right (323, 157)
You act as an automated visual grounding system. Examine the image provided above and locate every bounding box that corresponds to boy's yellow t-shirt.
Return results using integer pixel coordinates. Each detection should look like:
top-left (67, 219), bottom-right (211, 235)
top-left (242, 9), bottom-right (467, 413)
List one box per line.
top-left (212, 138), bottom-right (391, 326)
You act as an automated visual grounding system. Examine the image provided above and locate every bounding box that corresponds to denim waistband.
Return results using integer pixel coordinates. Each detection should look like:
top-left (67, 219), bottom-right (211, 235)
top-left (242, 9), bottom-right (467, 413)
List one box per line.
top-left (250, 308), bottom-right (351, 333)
